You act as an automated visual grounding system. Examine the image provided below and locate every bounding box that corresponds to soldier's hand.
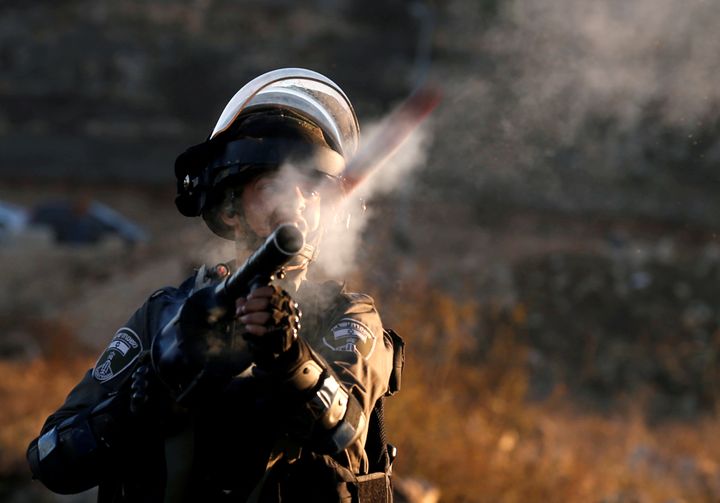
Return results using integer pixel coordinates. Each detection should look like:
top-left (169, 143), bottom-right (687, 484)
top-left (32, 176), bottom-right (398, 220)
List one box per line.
top-left (130, 358), bottom-right (187, 433)
top-left (236, 285), bottom-right (302, 363)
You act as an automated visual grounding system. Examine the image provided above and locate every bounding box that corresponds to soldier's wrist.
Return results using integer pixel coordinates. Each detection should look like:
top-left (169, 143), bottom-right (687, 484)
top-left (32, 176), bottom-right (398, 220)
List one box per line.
top-left (256, 335), bottom-right (304, 377)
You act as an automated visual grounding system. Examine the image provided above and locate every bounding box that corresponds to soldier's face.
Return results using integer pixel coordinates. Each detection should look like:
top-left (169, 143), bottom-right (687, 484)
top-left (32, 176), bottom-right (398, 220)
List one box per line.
top-left (239, 170), bottom-right (322, 239)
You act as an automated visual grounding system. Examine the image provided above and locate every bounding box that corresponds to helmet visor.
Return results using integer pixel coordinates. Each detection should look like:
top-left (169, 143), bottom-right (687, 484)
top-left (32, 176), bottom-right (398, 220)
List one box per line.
top-left (210, 68), bottom-right (359, 158)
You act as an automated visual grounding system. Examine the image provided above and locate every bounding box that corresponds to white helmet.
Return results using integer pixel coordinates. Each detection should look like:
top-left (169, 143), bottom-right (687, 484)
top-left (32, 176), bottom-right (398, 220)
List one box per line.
top-left (210, 68), bottom-right (359, 158)
top-left (174, 68), bottom-right (360, 242)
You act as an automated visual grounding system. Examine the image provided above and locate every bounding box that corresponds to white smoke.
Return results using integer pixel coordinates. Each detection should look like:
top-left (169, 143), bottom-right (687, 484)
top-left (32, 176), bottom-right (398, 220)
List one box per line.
top-left (191, 120), bottom-right (432, 278)
top-left (489, 0), bottom-right (720, 133)
top-left (315, 120), bottom-right (432, 278)
top-left (196, 229), bottom-right (238, 268)
top-left (351, 121), bottom-right (431, 201)
top-left (431, 0), bottom-right (720, 210)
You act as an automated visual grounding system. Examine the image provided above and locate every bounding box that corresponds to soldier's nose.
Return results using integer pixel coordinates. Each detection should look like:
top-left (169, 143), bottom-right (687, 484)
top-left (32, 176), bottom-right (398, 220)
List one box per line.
top-left (292, 185), bottom-right (306, 212)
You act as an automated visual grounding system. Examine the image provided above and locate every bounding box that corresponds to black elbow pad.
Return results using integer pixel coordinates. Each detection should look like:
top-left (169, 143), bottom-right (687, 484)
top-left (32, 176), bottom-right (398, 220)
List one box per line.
top-left (28, 414), bottom-right (103, 494)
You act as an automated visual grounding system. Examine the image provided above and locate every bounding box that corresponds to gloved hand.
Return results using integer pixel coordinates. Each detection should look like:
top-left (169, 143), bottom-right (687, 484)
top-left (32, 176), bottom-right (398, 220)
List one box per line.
top-left (129, 357), bottom-right (187, 433)
top-left (236, 285), bottom-right (302, 368)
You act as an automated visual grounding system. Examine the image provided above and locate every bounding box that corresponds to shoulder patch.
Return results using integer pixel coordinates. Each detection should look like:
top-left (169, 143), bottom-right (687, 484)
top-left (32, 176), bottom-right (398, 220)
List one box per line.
top-left (93, 328), bottom-right (143, 383)
top-left (323, 317), bottom-right (377, 360)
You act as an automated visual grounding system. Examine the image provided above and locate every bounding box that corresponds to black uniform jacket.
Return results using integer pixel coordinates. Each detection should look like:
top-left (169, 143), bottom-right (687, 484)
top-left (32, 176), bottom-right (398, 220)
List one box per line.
top-left (28, 266), bottom-right (395, 502)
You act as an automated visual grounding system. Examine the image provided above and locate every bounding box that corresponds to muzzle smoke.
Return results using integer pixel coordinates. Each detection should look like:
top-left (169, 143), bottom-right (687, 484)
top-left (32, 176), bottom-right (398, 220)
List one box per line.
top-left (315, 120), bottom-right (432, 277)
top-left (195, 121), bottom-right (432, 279)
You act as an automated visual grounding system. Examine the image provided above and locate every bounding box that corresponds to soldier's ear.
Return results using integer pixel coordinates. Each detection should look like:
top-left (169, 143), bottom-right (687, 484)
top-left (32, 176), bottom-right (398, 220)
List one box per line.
top-left (220, 207), bottom-right (239, 227)
top-left (219, 189), bottom-right (239, 226)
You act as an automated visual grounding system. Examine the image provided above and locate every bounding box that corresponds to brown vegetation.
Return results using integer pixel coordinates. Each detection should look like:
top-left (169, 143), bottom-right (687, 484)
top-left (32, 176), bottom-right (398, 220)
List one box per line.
top-left (0, 354), bottom-right (94, 474)
top-left (379, 288), bottom-right (720, 502)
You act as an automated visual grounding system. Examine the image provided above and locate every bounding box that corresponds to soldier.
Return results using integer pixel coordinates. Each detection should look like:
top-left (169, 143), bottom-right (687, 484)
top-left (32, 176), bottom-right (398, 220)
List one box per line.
top-left (27, 68), bottom-right (403, 503)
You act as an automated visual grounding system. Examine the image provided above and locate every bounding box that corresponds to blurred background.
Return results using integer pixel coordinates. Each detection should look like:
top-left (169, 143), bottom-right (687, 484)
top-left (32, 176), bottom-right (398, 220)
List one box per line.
top-left (2, 0), bottom-right (720, 501)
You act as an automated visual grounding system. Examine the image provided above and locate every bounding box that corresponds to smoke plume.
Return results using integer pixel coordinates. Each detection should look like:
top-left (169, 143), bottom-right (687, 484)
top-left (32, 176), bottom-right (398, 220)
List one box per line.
top-left (433, 0), bottom-right (720, 217)
top-left (193, 120), bottom-right (432, 278)
top-left (489, 0), bottom-right (720, 131)
top-left (315, 120), bottom-right (432, 278)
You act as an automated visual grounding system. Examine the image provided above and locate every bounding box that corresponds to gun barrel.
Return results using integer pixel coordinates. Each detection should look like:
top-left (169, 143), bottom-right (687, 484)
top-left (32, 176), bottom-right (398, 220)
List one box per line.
top-left (214, 223), bottom-right (304, 304)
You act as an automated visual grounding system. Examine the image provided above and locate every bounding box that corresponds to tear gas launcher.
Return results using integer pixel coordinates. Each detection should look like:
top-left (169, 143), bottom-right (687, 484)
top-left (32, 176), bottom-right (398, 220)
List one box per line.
top-left (151, 224), bottom-right (304, 401)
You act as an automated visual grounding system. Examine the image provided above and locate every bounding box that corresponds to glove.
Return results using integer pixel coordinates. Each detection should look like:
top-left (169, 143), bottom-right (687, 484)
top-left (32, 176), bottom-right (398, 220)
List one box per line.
top-left (236, 285), bottom-right (302, 369)
top-left (129, 358), bottom-right (187, 433)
